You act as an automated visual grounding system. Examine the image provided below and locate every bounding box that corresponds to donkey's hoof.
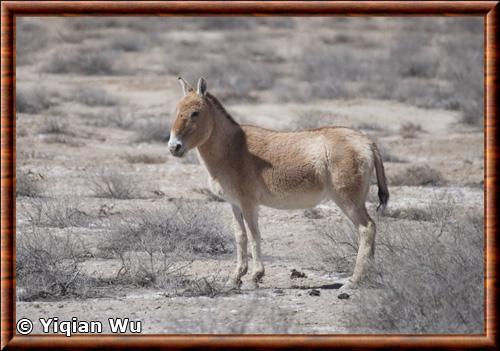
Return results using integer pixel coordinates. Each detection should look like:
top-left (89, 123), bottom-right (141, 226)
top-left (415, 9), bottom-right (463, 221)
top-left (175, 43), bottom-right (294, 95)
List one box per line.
top-left (252, 271), bottom-right (265, 283)
top-left (230, 278), bottom-right (243, 290)
top-left (338, 277), bottom-right (358, 291)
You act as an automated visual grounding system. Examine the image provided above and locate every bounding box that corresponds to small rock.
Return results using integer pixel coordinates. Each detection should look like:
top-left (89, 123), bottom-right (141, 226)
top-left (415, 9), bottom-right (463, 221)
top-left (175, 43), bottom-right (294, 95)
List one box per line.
top-left (338, 292), bottom-right (350, 300)
top-left (290, 269), bottom-right (307, 279)
top-left (309, 289), bottom-right (320, 297)
top-left (273, 289), bottom-right (285, 295)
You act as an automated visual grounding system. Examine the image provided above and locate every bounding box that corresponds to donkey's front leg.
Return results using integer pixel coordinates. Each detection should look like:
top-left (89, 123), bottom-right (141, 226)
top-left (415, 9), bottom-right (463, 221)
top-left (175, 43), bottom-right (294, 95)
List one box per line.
top-left (241, 206), bottom-right (265, 285)
top-left (231, 205), bottom-right (248, 288)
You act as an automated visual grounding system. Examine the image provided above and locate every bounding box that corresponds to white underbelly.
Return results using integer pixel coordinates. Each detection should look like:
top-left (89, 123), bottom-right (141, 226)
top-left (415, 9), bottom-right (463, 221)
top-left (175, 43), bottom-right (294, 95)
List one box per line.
top-left (259, 190), bottom-right (328, 210)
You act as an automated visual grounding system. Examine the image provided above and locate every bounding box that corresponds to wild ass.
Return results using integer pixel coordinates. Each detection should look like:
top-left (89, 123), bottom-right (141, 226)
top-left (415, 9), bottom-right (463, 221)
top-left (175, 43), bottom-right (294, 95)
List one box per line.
top-left (168, 77), bottom-right (389, 289)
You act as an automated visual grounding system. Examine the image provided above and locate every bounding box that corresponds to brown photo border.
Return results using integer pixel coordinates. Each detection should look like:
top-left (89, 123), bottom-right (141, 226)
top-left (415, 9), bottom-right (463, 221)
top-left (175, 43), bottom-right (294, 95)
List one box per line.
top-left (1, 1), bottom-right (498, 349)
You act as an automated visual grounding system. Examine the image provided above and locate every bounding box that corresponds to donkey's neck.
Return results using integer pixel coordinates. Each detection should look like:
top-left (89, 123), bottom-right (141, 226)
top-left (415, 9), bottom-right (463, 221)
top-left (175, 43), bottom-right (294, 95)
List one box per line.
top-left (196, 95), bottom-right (243, 176)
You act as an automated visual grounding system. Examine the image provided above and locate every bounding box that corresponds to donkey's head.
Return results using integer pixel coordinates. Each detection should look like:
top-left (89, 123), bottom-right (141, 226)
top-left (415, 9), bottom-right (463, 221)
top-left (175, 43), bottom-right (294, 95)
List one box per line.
top-left (168, 77), bottom-right (213, 157)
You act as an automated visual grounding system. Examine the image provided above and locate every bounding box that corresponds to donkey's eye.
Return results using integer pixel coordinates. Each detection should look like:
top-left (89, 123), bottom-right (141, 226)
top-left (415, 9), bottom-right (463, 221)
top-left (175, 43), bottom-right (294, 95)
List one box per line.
top-left (190, 111), bottom-right (199, 118)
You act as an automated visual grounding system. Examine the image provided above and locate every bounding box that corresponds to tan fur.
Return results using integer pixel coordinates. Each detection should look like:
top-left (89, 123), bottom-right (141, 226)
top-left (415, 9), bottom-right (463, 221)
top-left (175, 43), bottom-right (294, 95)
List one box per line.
top-left (169, 78), bottom-right (389, 288)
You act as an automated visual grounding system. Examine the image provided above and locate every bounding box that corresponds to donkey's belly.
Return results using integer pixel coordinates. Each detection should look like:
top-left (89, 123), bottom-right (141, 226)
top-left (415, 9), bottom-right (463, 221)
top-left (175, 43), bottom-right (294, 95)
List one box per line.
top-left (259, 189), bottom-right (328, 210)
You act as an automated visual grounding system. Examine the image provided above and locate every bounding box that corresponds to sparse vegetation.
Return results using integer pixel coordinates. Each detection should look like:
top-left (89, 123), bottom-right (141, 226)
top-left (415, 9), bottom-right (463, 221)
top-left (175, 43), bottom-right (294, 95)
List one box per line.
top-left (312, 197), bottom-right (483, 333)
top-left (101, 202), bottom-right (233, 287)
top-left (74, 87), bottom-right (119, 107)
top-left (21, 196), bottom-right (91, 228)
top-left (17, 226), bottom-right (91, 301)
top-left (192, 187), bottom-right (225, 202)
top-left (16, 86), bottom-right (55, 114)
top-left (39, 118), bottom-right (74, 136)
top-left (399, 122), bottom-right (423, 139)
top-left (390, 165), bottom-right (446, 186)
top-left (16, 170), bottom-right (44, 197)
top-left (86, 168), bottom-right (139, 199)
top-left (133, 118), bottom-right (170, 143)
top-left (123, 153), bottom-right (167, 164)
top-left (44, 48), bottom-right (123, 75)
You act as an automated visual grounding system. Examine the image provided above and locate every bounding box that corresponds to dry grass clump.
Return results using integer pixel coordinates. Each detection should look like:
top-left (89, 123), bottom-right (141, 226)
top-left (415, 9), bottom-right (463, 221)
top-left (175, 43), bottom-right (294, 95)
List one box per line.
top-left (16, 170), bottom-right (44, 198)
top-left (38, 118), bottom-right (74, 136)
top-left (312, 196), bottom-right (483, 333)
top-left (192, 187), bottom-right (225, 202)
top-left (123, 153), bottom-right (167, 164)
top-left (110, 32), bottom-right (149, 52)
top-left (86, 168), bottom-right (139, 199)
top-left (292, 109), bottom-right (334, 130)
top-left (74, 87), bottom-right (119, 107)
top-left (180, 60), bottom-right (276, 102)
top-left (134, 119), bottom-right (170, 143)
top-left (354, 209), bottom-right (483, 333)
top-left (21, 196), bottom-right (91, 228)
top-left (16, 226), bottom-right (92, 301)
top-left (44, 135), bottom-right (84, 147)
top-left (16, 20), bottom-right (50, 65)
top-left (444, 41), bottom-right (483, 126)
top-left (376, 142), bottom-right (406, 164)
top-left (101, 202), bottom-right (233, 288)
top-left (179, 274), bottom-right (231, 298)
top-left (399, 122), bottom-right (423, 139)
top-left (84, 108), bottom-right (135, 130)
top-left (16, 85), bottom-right (55, 114)
top-left (390, 165), bottom-right (446, 186)
top-left (44, 48), bottom-right (123, 76)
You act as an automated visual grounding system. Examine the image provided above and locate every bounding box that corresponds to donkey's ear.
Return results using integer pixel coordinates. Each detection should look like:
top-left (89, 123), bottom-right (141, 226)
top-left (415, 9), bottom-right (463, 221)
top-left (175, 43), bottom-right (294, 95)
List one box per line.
top-left (178, 77), bottom-right (193, 96)
top-left (196, 77), bottom-right (207, 96)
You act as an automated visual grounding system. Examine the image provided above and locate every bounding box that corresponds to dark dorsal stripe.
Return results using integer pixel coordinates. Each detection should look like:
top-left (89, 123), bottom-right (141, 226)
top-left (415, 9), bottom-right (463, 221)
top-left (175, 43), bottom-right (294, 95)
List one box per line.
top-left (206, 92), bottom-right (239, 125)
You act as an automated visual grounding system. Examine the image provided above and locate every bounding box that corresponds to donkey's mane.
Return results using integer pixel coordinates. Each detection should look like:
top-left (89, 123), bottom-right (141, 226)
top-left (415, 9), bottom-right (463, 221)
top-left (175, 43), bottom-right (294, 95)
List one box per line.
top-left (206, 92), bottom-right (239, 126)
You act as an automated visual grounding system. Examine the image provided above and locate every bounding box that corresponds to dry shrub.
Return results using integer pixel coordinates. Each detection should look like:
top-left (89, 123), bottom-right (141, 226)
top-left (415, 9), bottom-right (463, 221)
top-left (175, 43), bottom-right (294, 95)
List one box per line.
top-left (179, 274), bottom-right (231, 298)
top-left (16, 85), bottom-right (55, 114)
top-left (44, 135), bottom-right (84, 147)
top-left (74, 87), bottom-right (119, 107)
top-left (312, 196), bottom-right (483, 333)
top-left (39, 118), bottom-right (74, 136)
top-left (134, 119), bottom-right (170, 143)
top-left (101, 202), bottom-right (233, 288)
top-left (21, 196), bottom-right (91, 228)
top-left (293, 109), bottom-right (334, 130)
top-left (84, 108), bottom-right (135, 130)
top-left (123, 153), bottom-right (167, 164)
top-left (399, 122), bottom-right (423, 139)
top-left (16, 170), bottom-right (44, 197)
top-left (352, 208), bottom-right (483, 333)
top-left (390, 165), bottom-right (446, 186)
top-left (444, 40), bottom-right (484, 126)
top-left (44, 48), bottom-right (123, 75)
top-left (178, 60), bottom-right (276, 102)
top-left (16, 226), bottom-right (92, 301)
top-left (16, 20), bottom-right (50, 65)
top-left (86, 168), bottom-right (139, 199)
top-left (377, 142), bottom-right (406, 163)
top-left (110, 32), bottom-right (149, 52)
top-left (390, 34), bottom-right (439, 79)
top-left (192, 187), bottom-right (225, 202)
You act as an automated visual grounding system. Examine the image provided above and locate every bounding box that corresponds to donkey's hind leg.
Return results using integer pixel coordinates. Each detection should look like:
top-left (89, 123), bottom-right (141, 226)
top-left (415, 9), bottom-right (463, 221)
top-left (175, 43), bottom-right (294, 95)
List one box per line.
top-left (335, 199), bottom-right (376, 288)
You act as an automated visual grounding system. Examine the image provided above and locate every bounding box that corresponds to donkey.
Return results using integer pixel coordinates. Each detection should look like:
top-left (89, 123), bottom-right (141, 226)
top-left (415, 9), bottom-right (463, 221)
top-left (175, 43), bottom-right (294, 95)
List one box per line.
top-left (168, 77), bottom-right (389, 289)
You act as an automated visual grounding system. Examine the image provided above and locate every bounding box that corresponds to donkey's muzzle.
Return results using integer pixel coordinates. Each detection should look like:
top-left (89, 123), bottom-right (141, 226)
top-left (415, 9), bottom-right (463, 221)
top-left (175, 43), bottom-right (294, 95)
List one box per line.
top-left (168, 140), bottom-right (185, 157)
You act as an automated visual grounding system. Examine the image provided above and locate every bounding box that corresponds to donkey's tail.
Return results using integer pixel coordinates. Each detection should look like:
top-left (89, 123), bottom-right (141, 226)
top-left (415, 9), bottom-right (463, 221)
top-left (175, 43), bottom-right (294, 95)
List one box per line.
top-left (372, 143), bottom-right (389, 214)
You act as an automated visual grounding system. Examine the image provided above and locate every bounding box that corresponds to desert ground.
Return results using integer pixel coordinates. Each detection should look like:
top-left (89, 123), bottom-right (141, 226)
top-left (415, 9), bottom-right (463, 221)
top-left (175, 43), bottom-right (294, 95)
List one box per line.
top-left (15, 17), bottom-right (483, 334)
